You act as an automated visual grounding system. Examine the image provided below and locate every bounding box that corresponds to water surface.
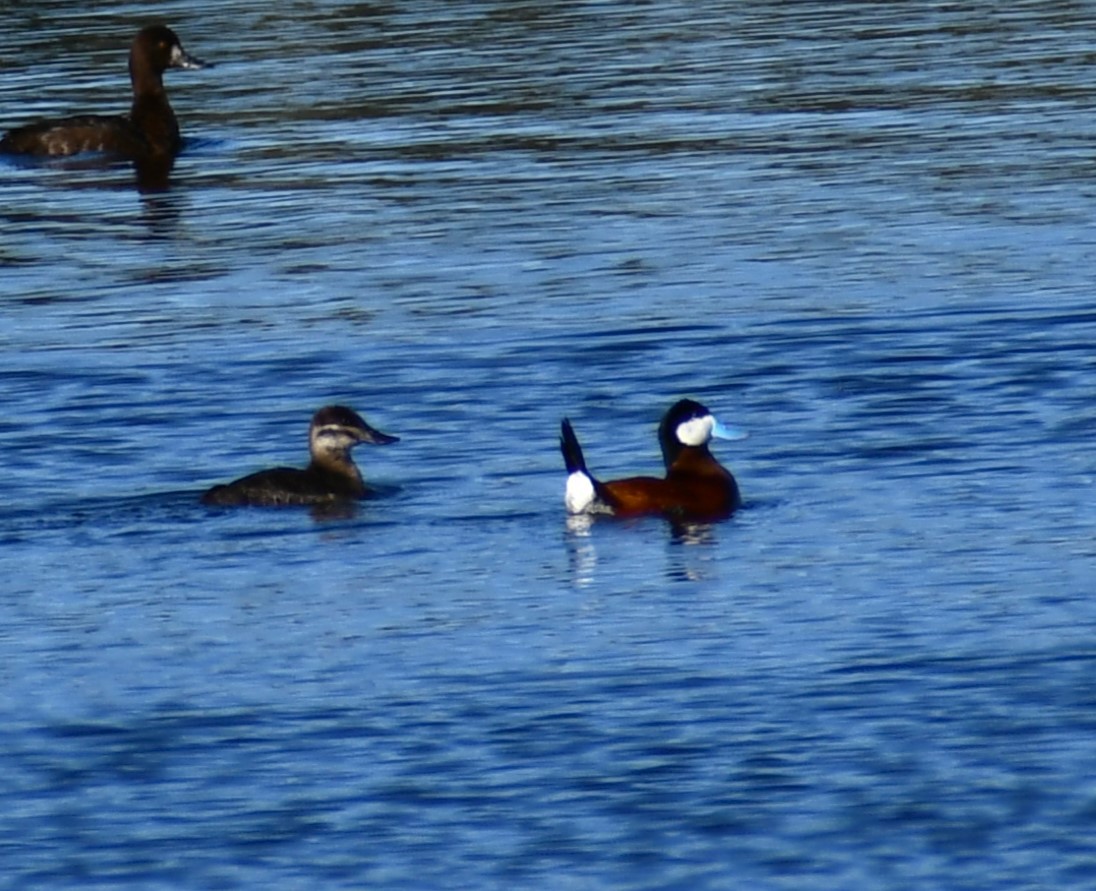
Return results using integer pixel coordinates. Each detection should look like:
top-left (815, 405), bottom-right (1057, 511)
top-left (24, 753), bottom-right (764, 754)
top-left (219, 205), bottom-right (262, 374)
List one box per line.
top-left (2, 2), bottom-right (1095, 888)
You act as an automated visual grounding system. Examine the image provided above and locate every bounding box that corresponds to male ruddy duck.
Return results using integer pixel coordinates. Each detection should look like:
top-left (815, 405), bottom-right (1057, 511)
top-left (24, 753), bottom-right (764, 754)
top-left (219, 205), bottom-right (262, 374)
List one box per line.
top-left (0, 25), bottom-right (206, 161)
top-left (560, 399), bottom-right (745, 522)
top-left (202, 405), bottom-right (399, 508)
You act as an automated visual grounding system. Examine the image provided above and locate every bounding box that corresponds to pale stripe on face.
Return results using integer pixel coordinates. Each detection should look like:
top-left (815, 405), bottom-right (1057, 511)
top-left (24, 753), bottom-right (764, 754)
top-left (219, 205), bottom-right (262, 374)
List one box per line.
top-left (313, 425), bottom-right (362, 451)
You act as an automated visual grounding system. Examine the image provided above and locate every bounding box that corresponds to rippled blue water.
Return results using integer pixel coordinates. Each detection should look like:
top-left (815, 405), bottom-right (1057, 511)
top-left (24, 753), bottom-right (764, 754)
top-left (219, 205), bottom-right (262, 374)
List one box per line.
top-left (2, 2), bottom-right (1095, 888)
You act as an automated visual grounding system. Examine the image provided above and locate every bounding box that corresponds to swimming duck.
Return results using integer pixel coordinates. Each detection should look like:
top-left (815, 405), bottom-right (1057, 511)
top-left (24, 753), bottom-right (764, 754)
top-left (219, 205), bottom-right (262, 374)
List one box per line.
top-left (560, 399), bottom-right (744, 521)
top-left (0, 25), bottom-right (206, 160)
top-left (202, 405), bottom-right (398, 507)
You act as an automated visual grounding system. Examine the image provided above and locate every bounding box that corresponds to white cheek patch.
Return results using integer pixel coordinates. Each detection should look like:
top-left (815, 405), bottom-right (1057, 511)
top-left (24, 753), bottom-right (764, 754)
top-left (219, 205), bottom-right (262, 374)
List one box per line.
top-left (675, 414), bottom-right (714, 447)
top-left (565, 471), bottom-right (596, 514)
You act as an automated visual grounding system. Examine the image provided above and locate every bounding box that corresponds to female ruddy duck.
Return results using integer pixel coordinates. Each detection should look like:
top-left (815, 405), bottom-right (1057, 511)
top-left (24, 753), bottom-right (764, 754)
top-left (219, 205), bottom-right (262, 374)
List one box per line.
top-left (560, 399), bottom-right (745, 522)
top-left (202, 405), bottom-right (399, 507)
top-left (0, 25), bottom-right (206, 160)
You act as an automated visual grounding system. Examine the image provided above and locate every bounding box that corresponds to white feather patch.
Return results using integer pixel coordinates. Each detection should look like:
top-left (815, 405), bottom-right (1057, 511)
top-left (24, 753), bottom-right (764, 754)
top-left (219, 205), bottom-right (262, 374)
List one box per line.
top-left (565, 471), bottom-right (596, 514)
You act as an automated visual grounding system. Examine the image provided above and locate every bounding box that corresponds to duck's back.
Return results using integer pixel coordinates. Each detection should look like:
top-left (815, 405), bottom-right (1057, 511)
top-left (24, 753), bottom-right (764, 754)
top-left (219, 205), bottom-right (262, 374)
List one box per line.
top-left (201, 466), bottom-right (366, 507)
top-left (593, 449), bottom-right (740, 521)
top-left (0, 114), bottom-right (148, 158)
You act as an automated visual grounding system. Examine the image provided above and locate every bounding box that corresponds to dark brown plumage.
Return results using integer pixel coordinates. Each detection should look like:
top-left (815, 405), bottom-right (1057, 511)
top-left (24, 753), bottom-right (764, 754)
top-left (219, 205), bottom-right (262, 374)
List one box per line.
top-left (0, 25), bottom-right (206, 160)
top-left (202, 406), bottom-right (398, 508)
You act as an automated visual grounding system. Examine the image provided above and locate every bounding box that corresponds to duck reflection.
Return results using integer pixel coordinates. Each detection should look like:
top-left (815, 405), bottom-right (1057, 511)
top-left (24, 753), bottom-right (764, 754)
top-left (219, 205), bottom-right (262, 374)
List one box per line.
top-left (562, 513), bottom-right (727, 587)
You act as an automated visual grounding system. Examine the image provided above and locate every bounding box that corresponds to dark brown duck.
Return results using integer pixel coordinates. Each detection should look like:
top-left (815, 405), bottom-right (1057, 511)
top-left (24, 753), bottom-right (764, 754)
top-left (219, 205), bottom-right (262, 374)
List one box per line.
top-left (202, 406), bottom-right (399, 508)
top-left (0, 25), bottom-right (206, 160)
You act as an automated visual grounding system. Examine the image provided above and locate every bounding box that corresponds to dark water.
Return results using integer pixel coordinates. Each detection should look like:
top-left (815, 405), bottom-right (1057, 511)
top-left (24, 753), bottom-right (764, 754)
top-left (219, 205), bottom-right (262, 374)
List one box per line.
top-left (2, 2), bottom-right (1095, 888)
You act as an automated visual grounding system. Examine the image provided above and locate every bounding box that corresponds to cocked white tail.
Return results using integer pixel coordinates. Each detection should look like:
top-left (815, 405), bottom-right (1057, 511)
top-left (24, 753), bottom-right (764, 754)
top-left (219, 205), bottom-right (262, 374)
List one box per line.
top-left (565, 470), bottom-right (596, 514)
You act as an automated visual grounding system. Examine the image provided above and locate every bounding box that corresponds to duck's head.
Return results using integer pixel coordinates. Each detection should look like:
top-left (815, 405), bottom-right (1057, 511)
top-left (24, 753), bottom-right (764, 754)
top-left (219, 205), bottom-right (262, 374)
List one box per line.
top-left (658, 398), bottom-right (745, 467)
top-left (131, 24), bottom-right (208, 78)
top-left (309, 405), bottom-right (399, 460)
